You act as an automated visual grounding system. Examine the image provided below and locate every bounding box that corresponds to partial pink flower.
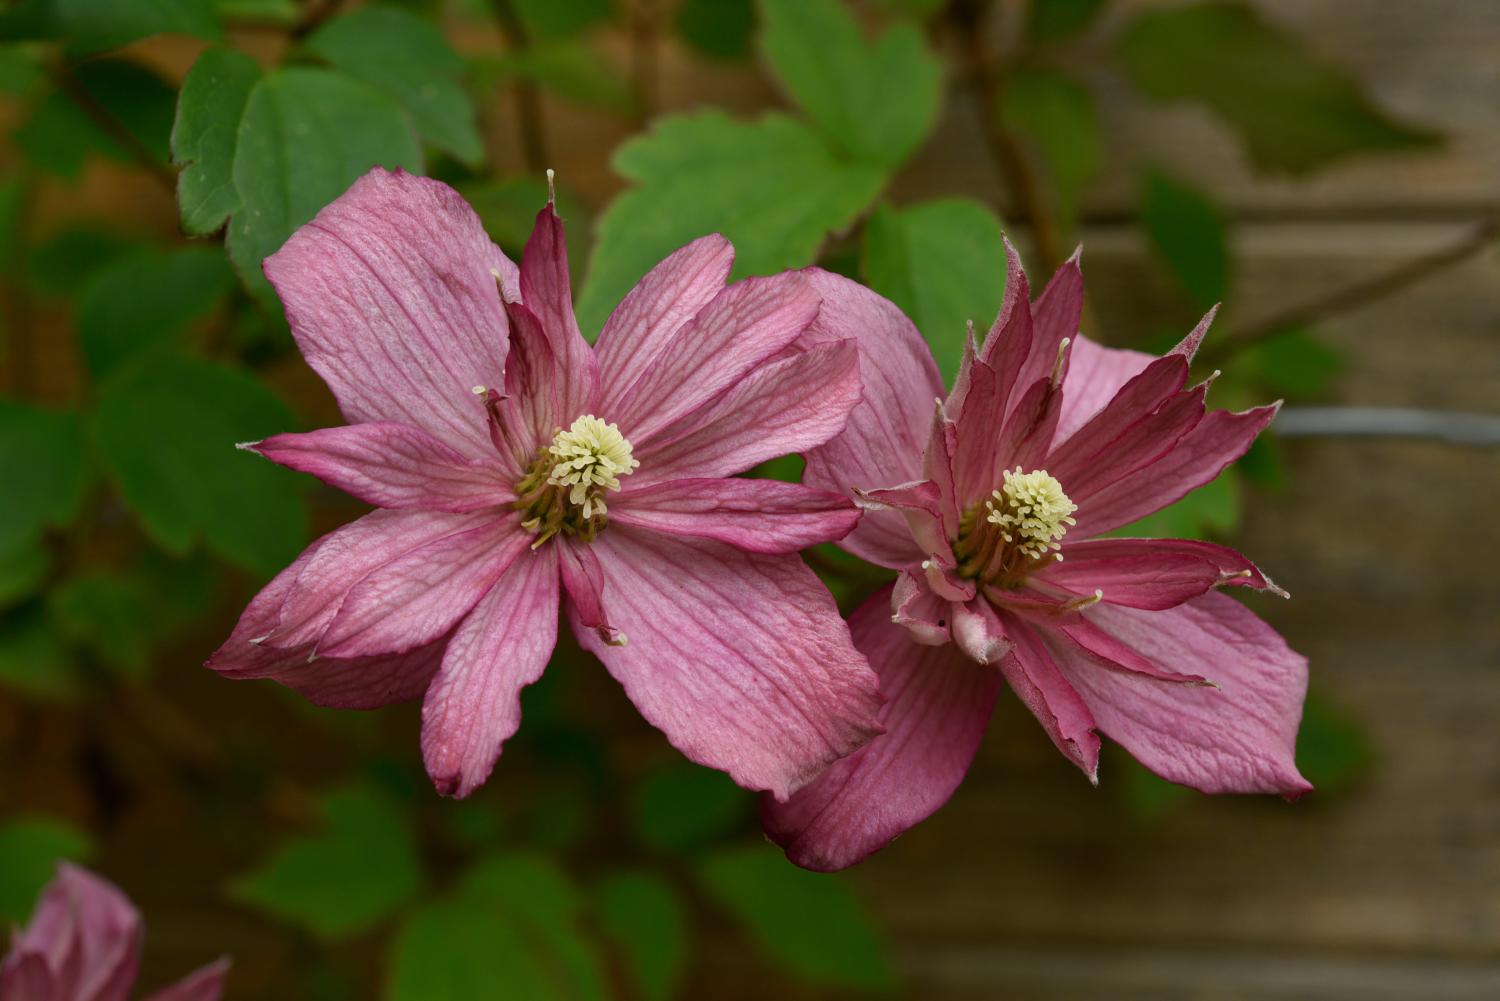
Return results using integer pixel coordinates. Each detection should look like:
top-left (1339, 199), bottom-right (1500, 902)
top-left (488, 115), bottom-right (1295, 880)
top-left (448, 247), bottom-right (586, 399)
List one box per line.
top-left (207, 168), bottom-right (882, 801)
top-left (0, 864), bottom-right (229, 1001)
top-left (763, 248), bottom-right (1311, 871)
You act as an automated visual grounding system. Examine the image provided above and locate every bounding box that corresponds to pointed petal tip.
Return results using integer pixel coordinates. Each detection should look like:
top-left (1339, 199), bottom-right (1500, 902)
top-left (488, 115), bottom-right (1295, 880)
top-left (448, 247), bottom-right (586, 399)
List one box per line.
top-left (235, 440), bottom-right (263, 453)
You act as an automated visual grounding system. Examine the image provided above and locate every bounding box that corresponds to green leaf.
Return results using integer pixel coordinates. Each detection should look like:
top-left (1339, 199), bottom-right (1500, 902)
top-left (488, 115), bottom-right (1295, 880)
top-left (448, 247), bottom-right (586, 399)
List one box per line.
top-left (861, 198), bottom-right (1006, 382)
top-left (229, 67), bottom-right (423, 309)
top-left (0, 44), bottom-right (43, 96)
top-left (487, 40), bottom-right (633, 114)
top-left (759, 0), bottom-right (940, 166)
top-left (234, 784), bottom-right (423, 939)
top-left (16, 61), bottom-right (175, 180)
top-left (578, 110), bottom-right (886, 335)
top-left (0, 816), bottom-right (93, 921)
top-left (57, 0), bottom-right (220, 53)
top-left (28, 225), bottom-right (137, 293)
top-left (696, 843), bottom-right (892, 990)
top-left (0, 400), bottom-right (91, 554)
top-left (91, 356), bottom-right (306, 576)
top-left (1141, 169), bottom-right (1228, 310)
top-left (78, 247), bottom-right (234, 377)
top-left (1026, 0), bottom-right (1104, 42)
top-left (48, 572), bottom-right (154, 680)
top-left (1001, 67), bottom-right (1100, 233)
top-left (511, 0), bottom-right (612, 39)
top-left (1296, 690), bottom-right (1371, 795)
top-left (0, 537), bottom-right (48, 609)
top-left (0, 605), bottom-right (79, 699)
top-left (676, 0), bottom-right (753, 59)
top-left (307, 7), bottom-right (483, 167)
top-left (172, 47), bottom-right (262, 235)
top-left (632, 762), bottom-right (750, 853)
top-left (595, 870), bottom-right (687, 1001)
top-left (1118, 2), bottom-right (1440, 174)
top-left (1109, 467), bottom-right (1240, 540)
top-left (1235, 327), bottom-right (1341, 401)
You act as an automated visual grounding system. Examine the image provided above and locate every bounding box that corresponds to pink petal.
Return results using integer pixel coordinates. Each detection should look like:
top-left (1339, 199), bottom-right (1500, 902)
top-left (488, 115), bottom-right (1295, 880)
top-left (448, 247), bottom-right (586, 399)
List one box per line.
top-left (629, 340), bottom-right (861, 487)
top-left (517, 204), bottom-right (597, 420)
top-left (33, 865), bottom-right (141, 1001)
top-left (557, 540), bottom-right (625, 647)
top-left (611, 273), bottom-right (820, 444)
top-left (1046, 593), bottom-right (1311, 796)
top-left (317, 515), bottom-right (531, 658)
top-left (263, 169), bottom-right (512, 455)
top-left (490, 298), bottom-right (567, 465)
top-left (141, 958), bottom-right (231, 1001)
top-left (0, 953), bottom-right (53, 998)
top-left (249, 423), bottom-right (513, 512)
top-left (610, 478), bottom-right (858, 554)
top-left (576, 526), bottom-right (883, 800)
top-left (799, 271), bottom-right (943, 566)
top-left (996, 375), bottom-right (1063, 477)
top-left (1053, 333), bottom-right (1157, 443)
top-left (761, 588), bottom-right (1002, 871)
top-left (1055, 385), bottom-right (1208, 502)
top-left (1072, 404), bottom-right (1279, 538)
top-left (1045, 353), bottom-right (1190, 485)
top-left (997, 611), bottom-right (1101, 781)
top-left (857, 480), bottom-right (953, 564)
top-left (595, 234), bottom-right (735, 410)
top-left (1053, 616), bottom-right (1209, 684)
top-left (1038, 537), bottom-right (1277, 610)
top-left (977, 239), bottom-right (1034, 409)
top-left (420, 546), bottom-right (559, 798)
top-left (948, 353), bottom-right (1004, 506)
top-left (1007, 252), bottom-right (1083, 417)
top-left (950, 598), bottom-right (1011, 665)
top-left (892, 570), bottom-right (953, 646)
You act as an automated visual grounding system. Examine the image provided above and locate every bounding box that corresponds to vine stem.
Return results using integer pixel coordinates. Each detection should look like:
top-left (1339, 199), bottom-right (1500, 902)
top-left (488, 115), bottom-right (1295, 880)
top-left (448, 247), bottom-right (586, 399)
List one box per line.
top-left (1203, 217), bottom-right (1499, 366)
top-left (53, 65), bottom-right (176, 195)
top-left (489, 0), bottom-right (551, 174)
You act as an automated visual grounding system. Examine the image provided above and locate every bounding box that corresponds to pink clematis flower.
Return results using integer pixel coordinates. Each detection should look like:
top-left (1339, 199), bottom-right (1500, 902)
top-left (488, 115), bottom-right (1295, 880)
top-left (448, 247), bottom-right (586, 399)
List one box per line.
top-left (762, 245), bottom-right (1311, 871)
top-left (1, 864), bottom-right (229, 1001)
top-left (207, 169), bottom-right (883, 800)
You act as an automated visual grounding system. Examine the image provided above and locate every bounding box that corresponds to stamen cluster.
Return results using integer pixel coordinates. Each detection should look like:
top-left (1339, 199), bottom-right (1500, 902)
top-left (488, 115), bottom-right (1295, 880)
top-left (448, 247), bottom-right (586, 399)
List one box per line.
top-left (952, 467), bottom-right (1076, 586)
top-left (515, 415), bottom-right (639, 546)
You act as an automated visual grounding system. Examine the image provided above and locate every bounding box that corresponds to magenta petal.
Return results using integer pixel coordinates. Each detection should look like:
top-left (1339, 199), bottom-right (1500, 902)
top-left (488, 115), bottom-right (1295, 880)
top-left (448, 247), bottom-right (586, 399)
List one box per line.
top-left (892, 570), bottom-right (953, 646)
top-left (26, 864), bottom-right (141, 1001)
top-left (610, 478), bottom-right (859, 554)
top-left (1045, 353), bottom-right (1190, 487)
top-left (250, 423), bottom-right (513, 512)
top-left (949, 355), bottom-right (1004, 505)
top-left (317, 516), bottom-right (530, 658)
top-left (141, 958), bottom-right (231, 1001)
top-left (1072, 404), bottom-right (1279, 537)
top-left (518, 204), bottom-right (597, 419)
top-left (0, 953), bottom-right (52, 998)
top-left (977, 239), bottom-right (1034, 407)
top-left (800, 271), bottom-right (943, 561)
top-left (1007, 253), bottom-right (1083, 416)
top-left (596, 234), bottom-right (735, 410)
top-left (631, 340), bottom-right (861, 487)
top-left (420, 547), bottom-right (559, 798)
top-left (1056, 385), bottom-right (1207, 502)
top-left (613, 273), bottom-right (820, 443)
top-left (1053, 333), bottom-right (1157, 443)
top-left (1039, 537), bottom-right (1277, 610)
top-left (578, 526), bottom-right (883, 800)
top-left (761, 589), bottom-right (1001, 871)
top-left (1048, 594), bottom-right (1311, 796)
top-left (997, 611), bottom-right (1101, 781)
top-left (557, 540), bottom-right (624, 647)
top-left (262, 169), bottom-right (512, 455)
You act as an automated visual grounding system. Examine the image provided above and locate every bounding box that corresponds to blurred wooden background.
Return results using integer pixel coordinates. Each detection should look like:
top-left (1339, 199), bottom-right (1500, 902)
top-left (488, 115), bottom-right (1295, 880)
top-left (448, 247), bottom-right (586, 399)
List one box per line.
top-left (6, 1), bottom-right (1498, 998)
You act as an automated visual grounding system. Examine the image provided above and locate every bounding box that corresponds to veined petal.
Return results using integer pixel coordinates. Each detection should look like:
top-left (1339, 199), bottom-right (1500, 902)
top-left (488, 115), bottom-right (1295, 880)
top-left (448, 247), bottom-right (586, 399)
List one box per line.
top-left (576, 526), bottom-right (883, 800)
top-left (997, 610), bottom-right (1101, 781)
top-left (36, 865), bottom-right (141, 1001)
top-left (1038, 537), bottom-right (1278, 610)
top-left (421, 546), bottom-right (559, 798)
top-left (518, 204), bottom-right (597, 418)
top-left (892, 570), bottom-right (953, 646)
top-left (629, 341), bottom-right (861, 487)
top-left (141, 958), bottom-right (231, 1001)
top-left (596, 234), bottom-right (735, 408)
top-left (317, 515), bottom-right (530, 658)
top-left (949, 354), bottom-right (1004, 505)
top-left (857, 480), bottom-right (953, 564)
top-left (1007, 252), bottom-right (1083, 418)
top-left (800, 271), bottom-right (943, 563)
top-left (1045, 353), bottom-right (1189, 482)
top-left (610, 478), bottom-right (859, 554)
top-left (1056, 385), bottom-right (1208, 502)
top-left (977, 239), bottom-right (1034, 410)
top-left (761, 589), bottom-right (1002, 871)
top-left (1072, 404), bottom-right (1279, 538)
top-left (1054, 333), bottom-right (1157, 443)
top-left (1046, 594), bottom-right (1311, 796)
top-left (249, 423), bottom-right (513, 512)
top-left (612, 273), bottom-right (820, 444)
top-left (557, 540), bottom-right (624, 647)
top-left (263, 169), bottom-right (512, 456)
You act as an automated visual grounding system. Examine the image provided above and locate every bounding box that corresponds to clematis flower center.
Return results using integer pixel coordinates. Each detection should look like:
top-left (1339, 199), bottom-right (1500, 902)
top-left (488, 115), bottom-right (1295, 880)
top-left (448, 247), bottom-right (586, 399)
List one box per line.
top-left (952, 467), bottom-right (1076, 586)
top-left (514, 415), bottom-right (639, 547)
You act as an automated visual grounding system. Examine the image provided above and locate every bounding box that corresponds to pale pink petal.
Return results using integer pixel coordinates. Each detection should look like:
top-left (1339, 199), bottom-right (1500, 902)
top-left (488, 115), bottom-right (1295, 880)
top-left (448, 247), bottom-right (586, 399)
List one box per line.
top-left (557, 540), bottom-right (625, 647)
top-left (891, 571), bottom-right (953, 646)
top-left (1072, 404), bottom-right (1279, 538)
top-left (997, 611), bottom-right (1101, 781)
top-left (1053, 617), bottom-right (1209, 684)
top-left (761, 589), bottom-right (1002, 871)
top-left (53, 865), bottom-right (140, 1001)
top-left (0, 953), bottom-right (52, 998)
top-left (317, 515), bottom-right (531, 658)
top-left (141, 958), bottom-right (231, 1001)
top-left (612, 274), bottom-right (820, 443)
top-left (1053, 333), bottom-right (1157, 442)
top-left (517, 204), bottom-right (597, 418)
top-left (249, 423), bottom-right (513, 512)
top-left (857, 480), bottom-right (953, 564)
top-left (629, 341), bottom-right (860, 487)
top-left (575, 526), bottom-right (883, 800)
top-left (595, 234), bottom-right (735, 409)
top-left (1038, 537), bottom-right (1277, 610)
top-left (262, 169), bottom-right (511, 455)
top-left (950, 599), bottom-right (1011, 665)
top-left (610, 478), bottom-right (858, 554)
top-left (420, 547), bottom-right (559, 798)
top-left (800, 271), bottom-right (943, 564)
top-left (1046, 594), bottom-right (1311, 796)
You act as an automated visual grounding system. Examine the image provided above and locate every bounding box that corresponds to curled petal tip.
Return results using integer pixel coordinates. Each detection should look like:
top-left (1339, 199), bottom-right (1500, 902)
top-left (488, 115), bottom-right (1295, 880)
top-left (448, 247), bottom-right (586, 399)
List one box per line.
top-left (235, 439), bottom-right (263, 452)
